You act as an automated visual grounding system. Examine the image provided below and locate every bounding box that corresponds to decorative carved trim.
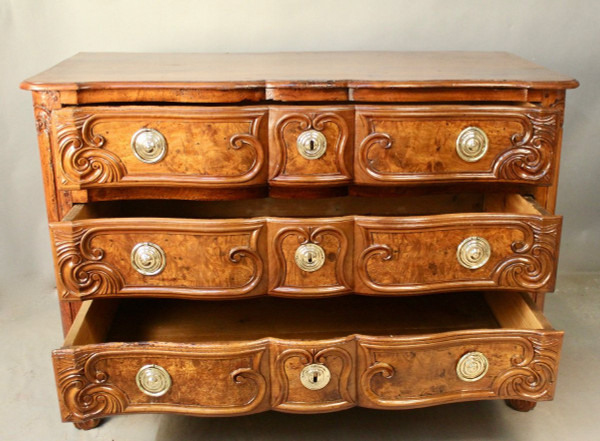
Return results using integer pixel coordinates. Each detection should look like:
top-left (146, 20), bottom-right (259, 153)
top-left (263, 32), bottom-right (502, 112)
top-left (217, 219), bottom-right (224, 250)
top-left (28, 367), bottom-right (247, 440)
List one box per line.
top-left (53, 227), bottom-right (125, 299)
top-left (273, 345), bottom-right (354, 411)
top-left (358, 331), bottom-right (562, 408)
top-left (34, 91), bottom-right (59, 134)
top-left (54, 108), bottom-right (266, 189)
top-left (271, 110), bottom-right (352, 184)
top-left (356, 215), bottom-right (560, 294)
top-left (356, 107), bottom-right (560, 184)
top-left (54, 344), bottom-right (268, 422)
top-left (271, 224), bottom-right (351, 295)
top-left (52, 220), bottom-right (265, 299)
top-left (492, 334), bottom-right (562, 401)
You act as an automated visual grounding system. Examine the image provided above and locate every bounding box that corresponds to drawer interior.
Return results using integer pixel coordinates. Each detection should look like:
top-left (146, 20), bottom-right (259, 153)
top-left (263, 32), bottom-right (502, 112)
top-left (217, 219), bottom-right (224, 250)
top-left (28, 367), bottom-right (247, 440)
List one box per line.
top-left (64, 291), bottom-right (554, 347)
top-left (63, 193), bottom-right (547, 221)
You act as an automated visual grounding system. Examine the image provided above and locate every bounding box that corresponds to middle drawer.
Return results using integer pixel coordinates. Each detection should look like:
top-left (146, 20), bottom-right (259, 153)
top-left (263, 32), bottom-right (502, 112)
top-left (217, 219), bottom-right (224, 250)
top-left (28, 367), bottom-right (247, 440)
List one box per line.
top-left (50, 194), bottom-right (560, 300)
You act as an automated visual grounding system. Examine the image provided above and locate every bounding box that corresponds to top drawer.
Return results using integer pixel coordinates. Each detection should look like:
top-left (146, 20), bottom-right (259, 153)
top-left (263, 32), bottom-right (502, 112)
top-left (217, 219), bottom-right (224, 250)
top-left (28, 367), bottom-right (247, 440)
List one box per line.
top-left (51, 106), bottom-right (268, 190)
top-left (49, 104), bottom-right (561, 192)
top-left (354, 105), bottom-right (561, 185)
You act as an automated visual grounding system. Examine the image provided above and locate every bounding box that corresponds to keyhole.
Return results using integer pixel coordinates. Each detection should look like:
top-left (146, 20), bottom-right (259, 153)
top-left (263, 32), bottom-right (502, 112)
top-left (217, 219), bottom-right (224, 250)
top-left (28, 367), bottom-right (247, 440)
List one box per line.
top-left (309, 139), bottom-right (315, 151)
top-left (307, 253), bottom-right (313, 264)
top-left (313, 372), bottom-right (319, 383)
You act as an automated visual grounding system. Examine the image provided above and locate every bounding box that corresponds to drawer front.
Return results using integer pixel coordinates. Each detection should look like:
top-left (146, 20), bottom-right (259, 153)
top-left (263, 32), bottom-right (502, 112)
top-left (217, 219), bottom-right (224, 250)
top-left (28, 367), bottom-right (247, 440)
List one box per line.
top-left (355, 106), bottom-right (561, 185)
top-left (50, 219), bottom-right (267, 300)
top-left (269, 107), bottom-right (354, 186)
top-left (53, 329), bottom-right (562, 422)
top-left (357, 330), bottom-right (563, 408)
top-left (268, 219), bottom-right (353, 296)
top-left (355, 214), bottom-right (561, 294)
top-left (270, 339), bottom-right (356, 412)
top-left (52, 106), bottom-right (268, 189)
top-left (52, 342), bottom-right (270, 422)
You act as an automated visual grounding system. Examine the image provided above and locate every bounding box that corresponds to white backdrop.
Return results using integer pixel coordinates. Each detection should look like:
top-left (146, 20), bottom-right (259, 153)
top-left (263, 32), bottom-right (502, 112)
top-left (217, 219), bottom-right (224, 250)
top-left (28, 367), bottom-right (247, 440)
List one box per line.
top-left (1, 0), bottom-right (598, 286)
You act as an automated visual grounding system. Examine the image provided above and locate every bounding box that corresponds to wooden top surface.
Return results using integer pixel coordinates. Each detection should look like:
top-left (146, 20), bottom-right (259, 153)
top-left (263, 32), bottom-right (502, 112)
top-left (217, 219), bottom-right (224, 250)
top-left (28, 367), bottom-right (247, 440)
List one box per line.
top-left (21, 51), bottom-right (578, 91)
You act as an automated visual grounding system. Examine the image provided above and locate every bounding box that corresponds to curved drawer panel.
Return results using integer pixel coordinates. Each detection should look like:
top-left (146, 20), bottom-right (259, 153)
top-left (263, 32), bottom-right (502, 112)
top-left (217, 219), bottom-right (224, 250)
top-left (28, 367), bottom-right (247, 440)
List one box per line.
top-left (354, 214), bottom-right (561, 295)
top-left (53, 341), bottom-right (270, 421)
top-left (52, 292), bottom-right (562, 424)
top-left (52, 106), bottom-right (268, 189)
top-left (355, 106), bottom-right (561, 185)
top-left (50, 218), bottom-right (267, 300)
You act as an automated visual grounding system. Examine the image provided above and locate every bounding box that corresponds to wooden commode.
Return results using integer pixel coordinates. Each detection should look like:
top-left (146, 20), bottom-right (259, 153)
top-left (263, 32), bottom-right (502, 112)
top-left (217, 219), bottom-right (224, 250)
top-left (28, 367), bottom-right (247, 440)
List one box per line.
top-left (21, 52), bottom-right (578, 429)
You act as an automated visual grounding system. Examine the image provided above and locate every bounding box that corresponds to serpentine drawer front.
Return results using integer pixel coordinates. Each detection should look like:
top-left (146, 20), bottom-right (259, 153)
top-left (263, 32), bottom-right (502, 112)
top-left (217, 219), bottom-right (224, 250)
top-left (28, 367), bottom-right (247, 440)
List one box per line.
top-left (52, 292), bottom-right (562, 425)
top-left (22, 52), bottom-right (577, 429)
top-left (50, 194), bottom-right (560, 300)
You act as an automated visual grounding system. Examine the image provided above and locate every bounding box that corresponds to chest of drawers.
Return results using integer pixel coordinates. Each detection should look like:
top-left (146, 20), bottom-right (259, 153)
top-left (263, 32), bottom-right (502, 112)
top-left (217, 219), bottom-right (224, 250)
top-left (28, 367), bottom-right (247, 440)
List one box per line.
top-left (21, 52), bottom-right (577, 429)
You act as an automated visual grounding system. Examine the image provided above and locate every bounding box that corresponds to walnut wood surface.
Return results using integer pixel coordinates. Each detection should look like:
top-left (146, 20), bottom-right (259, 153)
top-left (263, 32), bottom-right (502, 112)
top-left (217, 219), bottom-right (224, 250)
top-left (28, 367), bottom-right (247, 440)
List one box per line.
top-left (355, 105), bottom-right (560, 185)
top-left (23, 52), bottom-right (577, 423)
top-left (52, 292), bottom-right (562, 422)
top-left (52, 106), bottom-right (268, 189)
top-left (49, 195), bottom-right (560, 300)
top-left (21, 52), bottom-right (578, 93)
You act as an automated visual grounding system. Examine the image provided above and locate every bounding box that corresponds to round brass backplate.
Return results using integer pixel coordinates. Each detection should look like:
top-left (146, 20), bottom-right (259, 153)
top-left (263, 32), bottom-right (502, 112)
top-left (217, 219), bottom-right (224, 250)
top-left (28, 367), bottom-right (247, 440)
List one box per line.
top-left (131, 242), bottom-right (166, 276)
top-left (456, 126), bottom-right (488, 162)
top-left (136, 364), bottom-right (172, 396)
top-left (456, 351), bottom-right (489, 382)
top-left (456, 236), bottom-right (491, 270)
top-left (296, 129), bottom-right (327, 160)
top-left (294, 243), bottom-right (326, 272)
top-left (131, 128), bottom-right (167, 163)
top-left (300, 364), bottom-right (331, 390)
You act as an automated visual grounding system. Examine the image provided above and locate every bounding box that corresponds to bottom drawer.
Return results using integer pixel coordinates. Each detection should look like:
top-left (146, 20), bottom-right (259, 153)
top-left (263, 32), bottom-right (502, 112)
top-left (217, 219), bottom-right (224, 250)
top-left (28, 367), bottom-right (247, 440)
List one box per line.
top-left (53, 292), bottom-right (562, 426)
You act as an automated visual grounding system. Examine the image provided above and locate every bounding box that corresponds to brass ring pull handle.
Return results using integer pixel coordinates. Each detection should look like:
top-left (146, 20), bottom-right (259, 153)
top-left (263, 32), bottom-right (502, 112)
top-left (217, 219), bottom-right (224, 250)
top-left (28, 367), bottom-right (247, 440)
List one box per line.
top-left (131, 128), bottom-right (167, 163)
top-left (131, 242), bottom-right (166, 276)
top-left (136, 364), bottom-right (172, 396)
top-left (456, 126), bottom-right (488, 162)
top-left (456, 352), bottom-right (489, 382)
top-left (457, 237), bottom-right (491, 269)
top-left (297, 129), bottom-right (327, 159)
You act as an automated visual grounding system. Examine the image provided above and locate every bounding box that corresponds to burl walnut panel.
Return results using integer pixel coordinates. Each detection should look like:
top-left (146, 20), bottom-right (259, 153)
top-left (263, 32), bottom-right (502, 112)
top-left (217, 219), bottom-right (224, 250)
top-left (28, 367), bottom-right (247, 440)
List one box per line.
top-left (52, 341), bottom-right (270, 422)
top-left (269, 107), bottom-right (354, 186)
top-left (355, 106), bottom-right (561, 185)
top-left (50, 218), bottom-right (267, 300)
top-left (268, 219), bottom-right (354, 296)
top-left (53, 329), bottom-right (562, 424)
top-left (51, 106), bottom-right (268, 189)
top-left (354, 214), bottom-right (561, 295)
top-left (357, 330), bottom-right (563, 408)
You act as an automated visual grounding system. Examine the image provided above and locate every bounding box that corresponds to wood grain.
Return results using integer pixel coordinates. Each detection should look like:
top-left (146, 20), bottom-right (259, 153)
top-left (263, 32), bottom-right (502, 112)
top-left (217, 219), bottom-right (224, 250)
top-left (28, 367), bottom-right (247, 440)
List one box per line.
top-left (52, 292), bottom-right (562, 422)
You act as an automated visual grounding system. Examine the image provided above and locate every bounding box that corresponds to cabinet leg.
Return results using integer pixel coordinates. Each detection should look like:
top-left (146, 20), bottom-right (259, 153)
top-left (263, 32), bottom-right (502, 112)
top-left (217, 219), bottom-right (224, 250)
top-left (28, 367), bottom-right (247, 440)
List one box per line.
top-left (505, 399), bottom-right (537, 412)
top-left (74, 419), bottom-right (102, 430)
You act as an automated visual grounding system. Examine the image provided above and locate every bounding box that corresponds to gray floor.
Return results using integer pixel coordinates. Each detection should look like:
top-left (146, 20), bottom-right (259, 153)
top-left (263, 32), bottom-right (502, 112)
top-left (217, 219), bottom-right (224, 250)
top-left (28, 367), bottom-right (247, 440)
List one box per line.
top-left (1, 273), bottom-right (598, 441)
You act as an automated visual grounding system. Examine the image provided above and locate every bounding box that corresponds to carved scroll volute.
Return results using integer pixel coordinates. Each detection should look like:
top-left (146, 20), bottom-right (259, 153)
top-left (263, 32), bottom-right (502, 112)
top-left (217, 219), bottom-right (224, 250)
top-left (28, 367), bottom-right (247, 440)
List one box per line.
top-left (269, 107), bottom-right (354, 185)
top-left (52, 224), bottom-right (125, 300)
top-left (355, 107), bottom-right (560, 185)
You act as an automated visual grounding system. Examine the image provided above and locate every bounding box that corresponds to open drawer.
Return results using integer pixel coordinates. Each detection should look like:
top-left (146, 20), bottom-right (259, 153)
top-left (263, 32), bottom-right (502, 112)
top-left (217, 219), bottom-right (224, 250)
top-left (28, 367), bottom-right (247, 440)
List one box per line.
top-left (53, 291), bottom-right (563, 426)
top-left (49, 194), bottom-right (561, 300)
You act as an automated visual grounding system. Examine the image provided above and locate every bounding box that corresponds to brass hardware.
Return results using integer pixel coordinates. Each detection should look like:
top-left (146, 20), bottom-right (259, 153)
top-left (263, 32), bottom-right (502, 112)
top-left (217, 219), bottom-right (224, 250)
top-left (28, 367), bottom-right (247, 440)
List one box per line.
top-left (136, 364), bottom-right (172, 396)
top-left (131, 242), bottom-right (166, 276)
top-left (457, 236), bottom-right (491, 269)
top-left (294, 243), bottom-right (326, 272)
top-left (456, 352), bottom-right (489, 382)
top-left (456, 126), bottom-right (488, 162)
top-left (297, 129), bottom-right (327, 159)
top-left (131, 128), bottom-right (167, 163)
top-left (300, 364), bottom-right (331, 390)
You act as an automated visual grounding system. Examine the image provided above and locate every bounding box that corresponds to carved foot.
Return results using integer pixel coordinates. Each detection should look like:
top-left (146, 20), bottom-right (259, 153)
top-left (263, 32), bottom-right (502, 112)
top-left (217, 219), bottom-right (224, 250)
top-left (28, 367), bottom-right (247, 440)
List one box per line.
top-left (506, 399), bottom-right (537, 412)
top-left (74, 419), bottom-right (102, 430)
